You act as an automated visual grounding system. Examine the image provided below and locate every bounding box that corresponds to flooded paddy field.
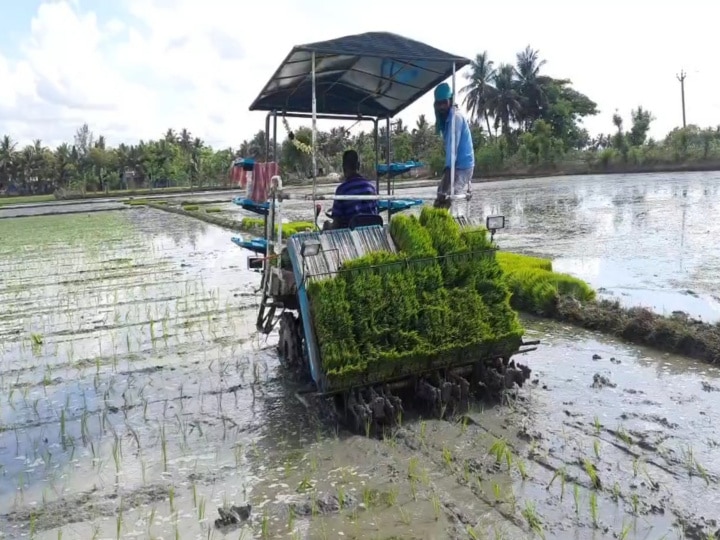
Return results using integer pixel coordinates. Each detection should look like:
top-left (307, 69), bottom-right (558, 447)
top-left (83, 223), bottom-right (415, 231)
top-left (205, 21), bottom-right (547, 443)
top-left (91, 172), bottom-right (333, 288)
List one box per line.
top-left (468, 171), bottom-right (720, 323)
top-left (0, 201), bottom-right (128, 219)
top-left (1, 177), bottom-right (720, 539)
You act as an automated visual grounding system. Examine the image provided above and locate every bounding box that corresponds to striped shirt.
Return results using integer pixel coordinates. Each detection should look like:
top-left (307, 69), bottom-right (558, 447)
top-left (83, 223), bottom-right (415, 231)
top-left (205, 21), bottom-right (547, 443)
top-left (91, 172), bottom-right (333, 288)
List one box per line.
top-left (331, 174), bottom-right (378, 227)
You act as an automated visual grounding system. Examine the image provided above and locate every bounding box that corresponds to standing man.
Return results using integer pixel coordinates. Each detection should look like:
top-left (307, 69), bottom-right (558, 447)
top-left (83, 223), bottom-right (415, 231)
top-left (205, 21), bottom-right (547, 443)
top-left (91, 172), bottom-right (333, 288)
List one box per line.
top-left (433, 82), bottom-right (474, 209)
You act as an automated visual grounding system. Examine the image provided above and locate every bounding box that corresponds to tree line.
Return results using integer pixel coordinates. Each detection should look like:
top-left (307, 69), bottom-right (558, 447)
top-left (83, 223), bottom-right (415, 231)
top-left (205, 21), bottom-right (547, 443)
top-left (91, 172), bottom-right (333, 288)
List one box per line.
top-left (2, 46), bottom-right (720, 196)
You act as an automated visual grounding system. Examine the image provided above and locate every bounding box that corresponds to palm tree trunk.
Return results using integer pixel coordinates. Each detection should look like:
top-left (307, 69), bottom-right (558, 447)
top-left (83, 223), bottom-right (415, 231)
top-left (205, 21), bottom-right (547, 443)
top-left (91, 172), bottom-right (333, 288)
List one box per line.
top-left (485, 113), bottom-right (493, 141)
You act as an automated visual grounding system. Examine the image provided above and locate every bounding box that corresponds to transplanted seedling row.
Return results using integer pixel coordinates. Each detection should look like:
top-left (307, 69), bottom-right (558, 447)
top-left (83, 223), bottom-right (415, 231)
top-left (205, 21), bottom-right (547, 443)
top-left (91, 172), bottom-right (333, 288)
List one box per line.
top-left (0, 211), bottom-right (280, 538)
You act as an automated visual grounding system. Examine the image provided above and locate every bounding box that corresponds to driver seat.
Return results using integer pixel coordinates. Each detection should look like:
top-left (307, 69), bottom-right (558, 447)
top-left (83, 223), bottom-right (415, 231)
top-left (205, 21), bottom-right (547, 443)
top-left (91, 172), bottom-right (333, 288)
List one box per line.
top-left (348, 214), bottom-right (384, 230)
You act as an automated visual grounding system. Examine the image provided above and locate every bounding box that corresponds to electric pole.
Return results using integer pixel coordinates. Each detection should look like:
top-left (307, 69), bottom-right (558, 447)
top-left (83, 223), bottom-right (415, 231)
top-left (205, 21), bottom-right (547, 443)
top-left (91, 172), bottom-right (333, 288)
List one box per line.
top-left (676, 70), bottom-right (687, 128)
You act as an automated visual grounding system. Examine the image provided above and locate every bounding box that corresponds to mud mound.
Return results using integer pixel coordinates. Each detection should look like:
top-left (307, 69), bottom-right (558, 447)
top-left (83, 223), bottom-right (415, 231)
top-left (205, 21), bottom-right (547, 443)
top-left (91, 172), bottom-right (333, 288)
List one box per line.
top-left (556, 296), bottom-right (720, 364)
top-left (2, 484), bottom-right (169, 534)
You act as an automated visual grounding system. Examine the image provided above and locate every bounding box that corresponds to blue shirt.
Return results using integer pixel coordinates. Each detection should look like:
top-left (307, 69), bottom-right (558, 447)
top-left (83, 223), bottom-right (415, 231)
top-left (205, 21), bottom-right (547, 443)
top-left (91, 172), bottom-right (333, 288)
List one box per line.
top-left (443, 108), bottom-right (474, 170)
top-left (331, 174), bottom-right (378, 226)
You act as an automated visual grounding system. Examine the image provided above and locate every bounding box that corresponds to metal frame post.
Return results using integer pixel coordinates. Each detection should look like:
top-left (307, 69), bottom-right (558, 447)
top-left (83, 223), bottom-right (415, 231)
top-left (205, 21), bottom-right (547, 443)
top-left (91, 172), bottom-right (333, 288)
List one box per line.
top-left (373, 119), bottom-right (379, 194)
top-left (450, 62), bottom-right (457, 203)
top-left (311, 51), bottom-right (318, 206)
top-left (385, 117), bottom-right (392, 221)
top-left (385, 117), bottom-right (391, 197)
top-left (272, 110), bottom-right (278, 162)
top-left (264, 113), bottom-right (271, 160)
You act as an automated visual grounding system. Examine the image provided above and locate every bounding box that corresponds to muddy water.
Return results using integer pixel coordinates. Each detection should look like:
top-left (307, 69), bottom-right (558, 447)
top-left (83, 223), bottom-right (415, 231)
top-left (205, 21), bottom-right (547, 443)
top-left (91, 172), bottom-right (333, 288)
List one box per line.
top-left (1, 205), bottom-right (719, 539)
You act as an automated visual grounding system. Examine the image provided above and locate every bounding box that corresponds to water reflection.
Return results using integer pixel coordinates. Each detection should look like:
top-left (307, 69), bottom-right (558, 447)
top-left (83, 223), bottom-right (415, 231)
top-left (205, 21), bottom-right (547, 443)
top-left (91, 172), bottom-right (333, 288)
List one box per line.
top-left (454, 171), bottom-right (720, 322)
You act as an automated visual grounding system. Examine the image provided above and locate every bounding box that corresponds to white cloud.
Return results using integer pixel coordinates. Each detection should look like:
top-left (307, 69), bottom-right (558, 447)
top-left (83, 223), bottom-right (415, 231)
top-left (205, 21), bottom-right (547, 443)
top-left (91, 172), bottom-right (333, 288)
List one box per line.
top-left (1, 1), bottom-right (157, 146)
top-left (0, 0), bottom-right (719, 150)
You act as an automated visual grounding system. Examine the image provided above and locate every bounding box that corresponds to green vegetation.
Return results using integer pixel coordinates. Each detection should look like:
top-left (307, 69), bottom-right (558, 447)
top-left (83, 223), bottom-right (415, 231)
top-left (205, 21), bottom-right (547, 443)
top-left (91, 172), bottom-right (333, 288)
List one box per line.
top-left (307, 207), bottom-right (524, 387)
top-left (240, 217), bottom-right (315, 237)
top-left (496, 252), bottom-right (595, 315)
top-left (0, 194), bottom-right (55, 206)
top-left (0, 126), bottom-right (235, 198)
top-left (123, 198), bottom-right (314, 238)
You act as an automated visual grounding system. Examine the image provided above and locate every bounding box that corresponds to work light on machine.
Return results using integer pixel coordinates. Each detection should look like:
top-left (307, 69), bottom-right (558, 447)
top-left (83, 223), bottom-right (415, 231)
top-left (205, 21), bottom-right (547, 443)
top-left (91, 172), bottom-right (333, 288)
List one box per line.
top-left (301, 239), bottom-right (322, 258)
top-left (486, 215), bottom-right (506, 231)
top-left (485, 216), bottom-right (506, 242)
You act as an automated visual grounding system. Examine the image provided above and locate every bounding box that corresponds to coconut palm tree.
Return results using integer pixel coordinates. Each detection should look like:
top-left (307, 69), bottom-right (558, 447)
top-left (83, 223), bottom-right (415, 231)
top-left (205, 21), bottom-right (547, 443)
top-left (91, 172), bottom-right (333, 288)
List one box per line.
top-left (0, 135), bottom-right (17, 189)
top-left (488, 64), bottom-right (522, 136)
top-left (461, 52), bottom-right (497, 138)
top-left (514, 46), bottom-right (550, 129)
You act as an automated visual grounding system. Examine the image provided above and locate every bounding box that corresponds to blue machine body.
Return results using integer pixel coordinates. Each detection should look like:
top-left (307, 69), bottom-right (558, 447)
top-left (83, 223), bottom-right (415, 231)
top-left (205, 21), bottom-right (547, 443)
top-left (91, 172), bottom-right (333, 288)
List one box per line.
top-left (233, 197), bottom-right (269, 216)
top-left (231, 236), bottom-right (267, 254)
top-left (378, 199), bottom-right (423, 213)
top-left (231, 196), bottom-right (422, 256)
top-left (376, 160), bottom-right (423, 178)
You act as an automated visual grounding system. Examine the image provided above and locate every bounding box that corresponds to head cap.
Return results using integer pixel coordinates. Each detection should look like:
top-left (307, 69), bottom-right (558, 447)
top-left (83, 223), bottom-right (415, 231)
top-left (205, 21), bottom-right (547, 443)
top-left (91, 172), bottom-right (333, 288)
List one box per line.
top-left (434, 82), bottom-right (453, 101)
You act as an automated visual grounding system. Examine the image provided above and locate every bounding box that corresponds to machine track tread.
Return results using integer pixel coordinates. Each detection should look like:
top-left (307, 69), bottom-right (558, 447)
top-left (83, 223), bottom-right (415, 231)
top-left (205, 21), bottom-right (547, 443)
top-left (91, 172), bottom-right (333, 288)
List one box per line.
top-left (279, 312), bottom-right (532, 437)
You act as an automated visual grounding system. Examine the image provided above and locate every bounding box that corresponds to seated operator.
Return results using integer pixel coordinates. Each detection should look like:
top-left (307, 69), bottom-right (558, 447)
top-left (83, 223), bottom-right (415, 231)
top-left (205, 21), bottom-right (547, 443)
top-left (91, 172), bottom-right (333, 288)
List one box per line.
top-left (323, 149), bottom-right (378, 230)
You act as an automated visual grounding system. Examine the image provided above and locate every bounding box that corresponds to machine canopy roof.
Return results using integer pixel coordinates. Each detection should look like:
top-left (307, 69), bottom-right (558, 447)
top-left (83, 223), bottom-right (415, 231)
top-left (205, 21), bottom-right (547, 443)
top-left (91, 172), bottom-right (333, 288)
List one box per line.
top-left (249, 31), bottom-right (471, 118)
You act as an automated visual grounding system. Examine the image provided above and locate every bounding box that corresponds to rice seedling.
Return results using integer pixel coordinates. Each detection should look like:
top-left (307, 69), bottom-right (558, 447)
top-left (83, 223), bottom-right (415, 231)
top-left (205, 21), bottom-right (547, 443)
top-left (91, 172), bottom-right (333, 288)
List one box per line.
top-left (521, 501), bottom-right (544, 538)
top-left (589, 492), bottom-right (598, 527)
top-left (116, 498), bottom-right (124, 540)
top-left (489, 437), bottom-right (513, 470)
top-left (463, 459), bottom-right (470, 484)
top-left (386, 486), bottom-right (399, 506)
top-left (260, 509), bottom-right (269, 539)
top-left (442, 446), bottom-right (453, 468)
top-left (112, 433), bottom-right (122, 476)
top-left (460, 415), bottom-right (469, 434)
top-left (616, 425), bottom-right (633, 446)
top-left (297, 474), bottom-right (313, 493)
top-left (573, 484), bottom-right (581, 516)
top-left (161, 424), bottom-right (168, 472)
top-left (432, 494), bottom-right (442, 520)
top-left (516, 459), bottom-right (528, 481)
top-left (414, 417), bottom-right (427, 439)
top-left (583, 458), bottom-right (601, 489)
top-left (618, 520), bottom-right (632, 540)
top-left (492, 482), bottom-right (502, 502)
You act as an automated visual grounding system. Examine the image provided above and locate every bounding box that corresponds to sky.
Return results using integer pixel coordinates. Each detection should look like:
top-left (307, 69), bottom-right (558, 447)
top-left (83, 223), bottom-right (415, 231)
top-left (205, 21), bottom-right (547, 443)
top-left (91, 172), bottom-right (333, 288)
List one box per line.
top-left (0, 0), bottom-right (717, 150)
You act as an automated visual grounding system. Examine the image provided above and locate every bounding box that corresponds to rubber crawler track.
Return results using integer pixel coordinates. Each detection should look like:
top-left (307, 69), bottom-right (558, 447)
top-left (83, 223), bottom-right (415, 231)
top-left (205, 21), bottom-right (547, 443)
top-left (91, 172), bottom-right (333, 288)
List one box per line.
top-left (278, 312), bottom-right (532, 436)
